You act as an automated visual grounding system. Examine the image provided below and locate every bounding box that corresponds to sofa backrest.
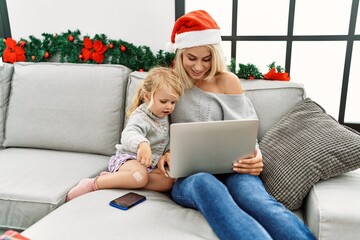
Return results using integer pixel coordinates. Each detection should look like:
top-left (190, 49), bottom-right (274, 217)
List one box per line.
top-left (0, 63), bottom-right (14, 147)
top-left (1, 65), bottom-right (306, 155)
top-left (3, 62), bottom-right (131, 156)
top-left (241, 80), bottom-right (306, 140)
top-left (126, 71), bottom-right (306, 141)
top-left (124, 71), bottom-right (148, 125)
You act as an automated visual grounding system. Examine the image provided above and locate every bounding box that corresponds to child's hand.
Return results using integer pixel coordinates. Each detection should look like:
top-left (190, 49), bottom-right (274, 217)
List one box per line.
top-left (137, 142), bottom-right (152, 167)
top-left (157, 151), bottom-right (171, 177)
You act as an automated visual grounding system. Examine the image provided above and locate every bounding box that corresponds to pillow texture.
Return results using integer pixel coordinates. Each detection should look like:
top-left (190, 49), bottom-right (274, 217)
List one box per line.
top-left (260, 98), bottom-right (360, 210)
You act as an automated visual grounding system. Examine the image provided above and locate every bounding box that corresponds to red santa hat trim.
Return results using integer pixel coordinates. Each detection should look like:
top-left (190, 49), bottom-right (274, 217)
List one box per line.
top-left (170, 10), bottom-right (221, 50)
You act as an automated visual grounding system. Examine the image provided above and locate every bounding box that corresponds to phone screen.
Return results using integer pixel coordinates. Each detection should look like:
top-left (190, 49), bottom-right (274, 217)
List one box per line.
top-left (109, 192), bottom-right (146, 210)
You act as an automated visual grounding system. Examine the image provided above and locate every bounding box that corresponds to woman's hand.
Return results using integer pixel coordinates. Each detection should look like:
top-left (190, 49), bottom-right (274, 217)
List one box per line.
top-left (232, 148), bottom-right (263, 176)
top-left (157, 151), bottom-right (171, 177)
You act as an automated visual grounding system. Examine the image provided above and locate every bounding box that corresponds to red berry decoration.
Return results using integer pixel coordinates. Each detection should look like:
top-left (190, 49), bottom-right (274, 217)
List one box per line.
top-left (68, 35), bottom-right (74, 42)
top-left (31, 56), bottom-right (35, 61)
top-left (19, 40), bottom-right (26, 47)
top-left (78, 54), bottom-right (83, 60)
top-left (44, 52), bottom-right (49, 59)
top-left (139, 68), bottom-right (144, 72)
top-left (109, 43), bottom-right (114, 49)
top-left (120, 45), bottom-right (126, 52)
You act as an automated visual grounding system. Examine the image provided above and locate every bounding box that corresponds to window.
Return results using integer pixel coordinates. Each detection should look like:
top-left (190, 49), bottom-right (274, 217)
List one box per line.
top-left (237, 0), bottom-right (289, 36)
top-left (0, 0), bottom-right (11, 38)
top-left (345, 41), bottom-right (360, 123)
top-left (177, 0), bottom-right (360, 131)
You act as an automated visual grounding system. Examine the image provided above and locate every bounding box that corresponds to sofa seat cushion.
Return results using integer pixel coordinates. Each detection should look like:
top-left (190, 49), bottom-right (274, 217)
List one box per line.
top-left (304, 169), bottom-right (360, 240)
top-left (0, 148), bottom-right (109, 230)
top-left (4, 62), bottom-right (131, 156)
top-left (22, 189), bottom-right (218, 240)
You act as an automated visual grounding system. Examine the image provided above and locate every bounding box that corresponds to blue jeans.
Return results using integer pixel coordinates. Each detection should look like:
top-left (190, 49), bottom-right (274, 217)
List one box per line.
top-left (171, 173), bottom-right (315, 240)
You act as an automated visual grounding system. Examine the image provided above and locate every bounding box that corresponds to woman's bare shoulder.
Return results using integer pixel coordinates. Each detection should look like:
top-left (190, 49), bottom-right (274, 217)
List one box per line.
top-left (216, 71), bottom-right (243, 94)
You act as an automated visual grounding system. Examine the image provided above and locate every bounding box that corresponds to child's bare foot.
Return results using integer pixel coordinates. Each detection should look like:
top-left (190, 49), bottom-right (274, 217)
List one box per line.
top-left (66, 177), bottom-right (98, 202)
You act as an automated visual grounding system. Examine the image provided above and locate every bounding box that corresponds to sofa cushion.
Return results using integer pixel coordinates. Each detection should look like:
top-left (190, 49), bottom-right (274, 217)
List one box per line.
top-left (240, 79), bottom-right (305, 140)
top-left (22, 189), bottom-right (217, 240)
top-left (304, 169), bottom-right (360, 240)
top-left (0, 148), bottom-right (109, 230)
top-left (0, 63), bottom-right (13, 147)
top-left (3, 62), bottom-right (131, 155)
top-left (124, 71), bottom-right (147, 126)
top-left (259, 98), bottom-right (360, 210)
top-left (126, 71), bottom-right (148, 112)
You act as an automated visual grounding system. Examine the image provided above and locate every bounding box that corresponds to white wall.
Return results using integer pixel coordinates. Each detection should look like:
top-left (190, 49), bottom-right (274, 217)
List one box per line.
top-left (6, 0), bottom-right (175, 52)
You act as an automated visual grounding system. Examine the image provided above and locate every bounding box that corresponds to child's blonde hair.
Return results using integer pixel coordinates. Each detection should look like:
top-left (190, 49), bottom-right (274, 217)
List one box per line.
top-left (174, 44), bottom-right (226, 90)
top-left (127, 67), bottom-right (184, 116)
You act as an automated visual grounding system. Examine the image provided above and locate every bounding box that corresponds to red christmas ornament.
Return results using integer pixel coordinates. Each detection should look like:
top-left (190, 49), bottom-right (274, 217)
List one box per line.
top-left (120, 45), bottom-right (126, 52)
top-left (109, 43), bottom-right (114, 49)
top-left (170, 59), bottom-right (175, 68)
top-left (31, 56), bottom-right (35, 61)
top-left (139, 68), bottom-right (144, 72)
top-left (78, 54), bottom-right (83, 60)
top-left (44, 51), bottom-right (49, 59)
top-left (68, 35), bottom-right (74, 42)
top-left (19, 40), bottom-right (26, 47)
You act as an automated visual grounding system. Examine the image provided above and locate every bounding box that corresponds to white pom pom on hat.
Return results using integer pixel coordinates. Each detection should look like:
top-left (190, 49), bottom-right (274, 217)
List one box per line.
top-left (169, 10), bottom-right (222, 51)
top-left (165, 41), bottom-right (176, 53)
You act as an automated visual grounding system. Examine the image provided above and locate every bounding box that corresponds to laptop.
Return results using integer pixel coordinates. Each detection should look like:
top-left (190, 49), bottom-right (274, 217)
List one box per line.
top-left (168, 119), bottom-right (259, 178)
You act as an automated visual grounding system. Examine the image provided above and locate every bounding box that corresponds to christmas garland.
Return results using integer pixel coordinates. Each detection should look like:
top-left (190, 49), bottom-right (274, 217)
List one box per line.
top-left (0, 30), bottom-right (175, 71)
top-left (0, 29), bottom-right (289, 80)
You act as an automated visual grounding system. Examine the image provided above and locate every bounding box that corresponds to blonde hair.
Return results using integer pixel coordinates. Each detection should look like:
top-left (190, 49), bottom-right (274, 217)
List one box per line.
top-left (173, 44), bottom-right (226, 90)
top-left (127, 67), bottom-right (184, 116)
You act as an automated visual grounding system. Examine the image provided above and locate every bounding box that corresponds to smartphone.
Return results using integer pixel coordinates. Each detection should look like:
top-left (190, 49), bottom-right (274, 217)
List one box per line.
top-left (109, 192), bottom-right (146, 210)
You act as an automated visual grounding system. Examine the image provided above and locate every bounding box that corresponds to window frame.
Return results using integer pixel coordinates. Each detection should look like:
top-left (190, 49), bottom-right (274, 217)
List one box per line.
top-left (175, 0), bottom-right (360, 132)
top-left (1, 0), bottom-right (358, 130)
top-left (0, 0), bottom-right (11, 38)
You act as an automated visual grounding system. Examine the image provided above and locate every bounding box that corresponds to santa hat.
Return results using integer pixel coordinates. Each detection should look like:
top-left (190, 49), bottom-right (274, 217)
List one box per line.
top-left (168, 10), bottom-right (221, 51)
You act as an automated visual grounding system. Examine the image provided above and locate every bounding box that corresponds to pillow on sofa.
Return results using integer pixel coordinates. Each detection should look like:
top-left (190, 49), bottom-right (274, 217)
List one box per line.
top-left (0, 63), bottom-right (14, 147)
top-left (4, 62), bottom-right (131, 155)
top-left (259, 98), bottom-right (360, 210)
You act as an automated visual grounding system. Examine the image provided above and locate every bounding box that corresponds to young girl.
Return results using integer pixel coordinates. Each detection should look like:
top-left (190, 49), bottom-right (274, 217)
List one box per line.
top-left (66, 67), bottom-right (183, 201)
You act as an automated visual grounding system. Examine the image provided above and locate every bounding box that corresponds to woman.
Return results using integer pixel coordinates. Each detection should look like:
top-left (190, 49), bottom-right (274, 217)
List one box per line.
top-left (158, 10), bottom-right (315, 240)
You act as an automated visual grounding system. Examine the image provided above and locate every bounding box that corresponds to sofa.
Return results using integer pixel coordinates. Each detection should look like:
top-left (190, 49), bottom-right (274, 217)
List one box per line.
top-left (0, 62), bottom-right (359, 239)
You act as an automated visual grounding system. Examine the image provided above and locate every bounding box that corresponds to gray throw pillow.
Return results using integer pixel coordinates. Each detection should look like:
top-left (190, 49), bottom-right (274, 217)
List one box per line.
top-left (4, 62), bottom-right (131, 155)
top-left (259, 98), bottom-right (360, 210)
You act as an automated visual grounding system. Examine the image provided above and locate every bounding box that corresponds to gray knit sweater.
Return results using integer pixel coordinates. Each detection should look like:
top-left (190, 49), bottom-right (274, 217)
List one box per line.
top-left (171, 86), bottom-right (260, 152)
top-left (171, 86), bottom-right (258, 123)
top-left (115, 103), bottom-right (169, 168)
